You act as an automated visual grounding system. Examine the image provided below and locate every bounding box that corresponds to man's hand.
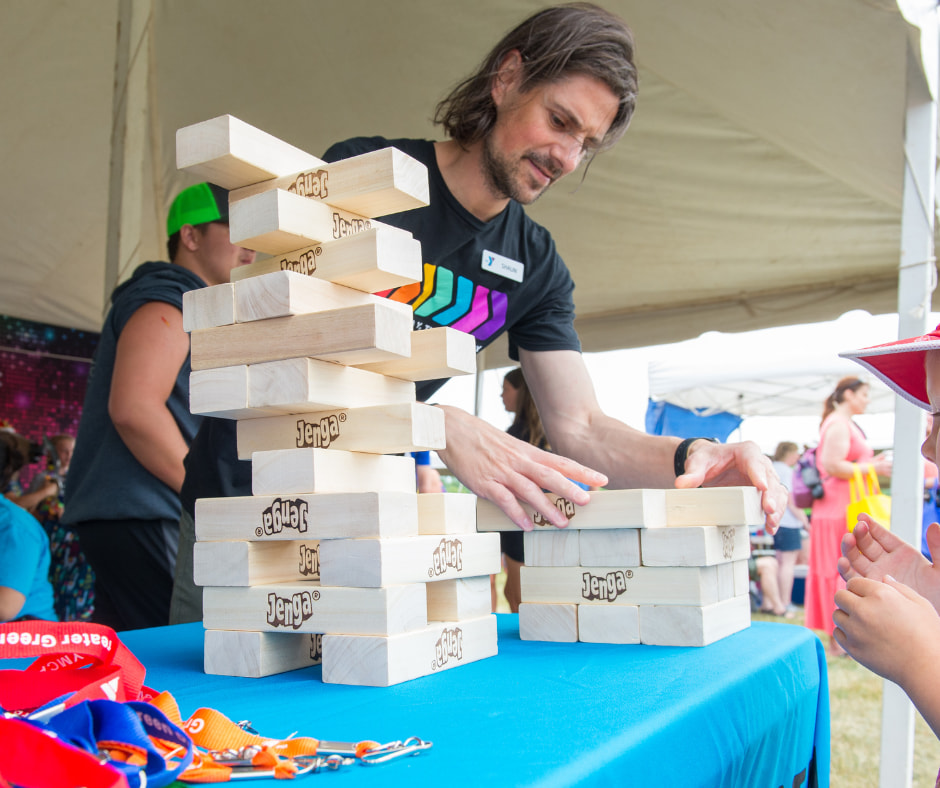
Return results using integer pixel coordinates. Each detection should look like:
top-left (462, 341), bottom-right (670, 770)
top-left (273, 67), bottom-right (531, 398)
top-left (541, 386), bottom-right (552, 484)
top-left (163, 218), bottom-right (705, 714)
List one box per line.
top-left (676, 439), bottom-right (785, 533)
top-left (434, 405), bottom-right (607, 531)
top-left (838, 515), bottom-right (940, 611)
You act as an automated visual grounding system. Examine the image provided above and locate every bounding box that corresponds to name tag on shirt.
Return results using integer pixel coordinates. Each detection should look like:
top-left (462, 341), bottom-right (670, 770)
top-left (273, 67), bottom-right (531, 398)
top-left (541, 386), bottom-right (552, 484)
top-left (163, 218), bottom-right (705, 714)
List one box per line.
top-left (481, 250), bottom-right (524, 283)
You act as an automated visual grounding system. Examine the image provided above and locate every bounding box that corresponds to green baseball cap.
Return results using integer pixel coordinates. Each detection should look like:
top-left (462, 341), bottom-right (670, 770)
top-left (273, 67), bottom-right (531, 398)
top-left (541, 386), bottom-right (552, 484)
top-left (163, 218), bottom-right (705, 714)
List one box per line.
top-left (166, 183), bottom-right (229, 237)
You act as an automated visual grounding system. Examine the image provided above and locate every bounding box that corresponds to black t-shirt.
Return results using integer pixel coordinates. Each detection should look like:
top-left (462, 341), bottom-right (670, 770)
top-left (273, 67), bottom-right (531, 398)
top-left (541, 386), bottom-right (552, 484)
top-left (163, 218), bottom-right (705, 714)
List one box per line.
top-left (180, 137), bottom-right (581, 515)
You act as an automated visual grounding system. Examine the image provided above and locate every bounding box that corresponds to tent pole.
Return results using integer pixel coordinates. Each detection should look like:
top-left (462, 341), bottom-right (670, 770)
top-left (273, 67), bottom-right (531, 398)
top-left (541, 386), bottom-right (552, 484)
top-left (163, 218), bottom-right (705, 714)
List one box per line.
top-left (104, 0), bottom-right (153, 314)
top-left (880, 9), bottom-right (938, 787)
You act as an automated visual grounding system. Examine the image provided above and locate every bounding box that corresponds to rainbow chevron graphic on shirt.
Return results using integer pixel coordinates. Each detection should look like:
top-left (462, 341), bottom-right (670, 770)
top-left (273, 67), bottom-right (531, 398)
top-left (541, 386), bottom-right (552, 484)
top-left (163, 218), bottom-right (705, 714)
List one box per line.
top-left (378, 263), bottom-right (508, 342)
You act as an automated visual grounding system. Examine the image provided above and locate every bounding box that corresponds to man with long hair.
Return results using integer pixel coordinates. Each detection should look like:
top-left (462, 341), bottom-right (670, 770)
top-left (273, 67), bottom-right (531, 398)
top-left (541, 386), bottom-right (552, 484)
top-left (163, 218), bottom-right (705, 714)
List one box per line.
top-left (176, 3), bottom-right (784, 621)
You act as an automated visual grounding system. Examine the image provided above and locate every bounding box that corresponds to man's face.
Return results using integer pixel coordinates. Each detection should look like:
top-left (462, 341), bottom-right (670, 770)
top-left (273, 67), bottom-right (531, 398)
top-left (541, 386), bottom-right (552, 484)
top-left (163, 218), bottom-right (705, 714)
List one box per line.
top-left (923, 351), bottom-right (940, 465)
top-left (485, 64), bottom-right (619, 205)
top-left (194, 222), bottom-right (256, 286)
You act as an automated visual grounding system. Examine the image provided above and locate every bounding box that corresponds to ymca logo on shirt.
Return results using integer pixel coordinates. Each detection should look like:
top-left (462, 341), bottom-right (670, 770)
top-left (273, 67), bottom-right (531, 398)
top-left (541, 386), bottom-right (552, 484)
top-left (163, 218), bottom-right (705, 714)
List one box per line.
top-left (481, 250), bottom-right (524, 282)
top-left (377, 263), bottom-right (508, 343)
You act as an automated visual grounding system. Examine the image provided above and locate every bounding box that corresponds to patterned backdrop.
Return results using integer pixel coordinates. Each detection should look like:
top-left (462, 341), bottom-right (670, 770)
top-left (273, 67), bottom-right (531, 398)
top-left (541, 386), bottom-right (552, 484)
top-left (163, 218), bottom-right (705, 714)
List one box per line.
top-left (0, 315), bottom-right (99, 485)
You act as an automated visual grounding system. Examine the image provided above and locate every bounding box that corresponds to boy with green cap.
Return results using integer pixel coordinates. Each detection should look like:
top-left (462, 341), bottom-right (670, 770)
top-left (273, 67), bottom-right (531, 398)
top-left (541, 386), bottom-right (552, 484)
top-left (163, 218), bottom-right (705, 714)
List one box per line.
top-left (63, 183), bottom-right (255, 631)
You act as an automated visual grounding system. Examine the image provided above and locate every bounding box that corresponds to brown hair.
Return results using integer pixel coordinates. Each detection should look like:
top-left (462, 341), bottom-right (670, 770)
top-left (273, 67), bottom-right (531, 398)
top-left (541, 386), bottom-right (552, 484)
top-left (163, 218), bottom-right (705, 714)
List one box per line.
top-left (773, 441), bottom-right (799, 462)
top-left (504, 368), bottom-right (549, 450)
top-left (0, 432), bottom-right (28, 487)
top-left (822, 377), bottom-right (867, 423)
top-left (434, 3), bottom-right (638, 154)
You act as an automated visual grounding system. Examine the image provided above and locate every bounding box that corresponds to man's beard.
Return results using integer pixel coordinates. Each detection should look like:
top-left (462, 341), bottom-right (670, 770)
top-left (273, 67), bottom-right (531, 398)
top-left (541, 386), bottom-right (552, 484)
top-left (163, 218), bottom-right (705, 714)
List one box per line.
top-left (481, 135), bottom-right (560, 205)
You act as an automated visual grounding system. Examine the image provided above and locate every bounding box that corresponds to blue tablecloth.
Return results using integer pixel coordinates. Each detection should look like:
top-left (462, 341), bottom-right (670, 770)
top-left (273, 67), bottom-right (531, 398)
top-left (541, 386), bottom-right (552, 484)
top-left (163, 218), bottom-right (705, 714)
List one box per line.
top-left (113, 616), bottom-right (828, 787)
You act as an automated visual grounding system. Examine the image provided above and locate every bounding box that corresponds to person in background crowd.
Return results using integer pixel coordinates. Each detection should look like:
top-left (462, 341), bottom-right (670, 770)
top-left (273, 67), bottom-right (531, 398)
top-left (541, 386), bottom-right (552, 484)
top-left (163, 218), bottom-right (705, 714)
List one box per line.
top-left (63, 183), bottom-right (255, 631)
top-left (28, 434), bottom-right (95, 622)
top-left (767, 441), bottom-right (809, 617)
top-left (498, 367), bottom-right (551, 611)
top-left (805, 377), bottom-right (891, 655)
top-left (0, 431), bottom-right (57, 622)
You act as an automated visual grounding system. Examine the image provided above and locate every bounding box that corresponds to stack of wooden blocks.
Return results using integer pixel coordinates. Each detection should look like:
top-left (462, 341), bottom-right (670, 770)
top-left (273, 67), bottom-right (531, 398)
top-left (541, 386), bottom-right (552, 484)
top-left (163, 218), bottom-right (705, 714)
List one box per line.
top-left (176, 115), bottom-right (500, 686)
top-left (477, 487), bottom-right (759, 646)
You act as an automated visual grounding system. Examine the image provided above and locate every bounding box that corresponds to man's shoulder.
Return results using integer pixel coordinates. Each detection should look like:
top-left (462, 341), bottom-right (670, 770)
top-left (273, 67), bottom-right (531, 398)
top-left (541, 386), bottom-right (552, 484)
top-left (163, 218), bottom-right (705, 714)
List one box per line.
top-left (322, 136), bottom-right (433, 165)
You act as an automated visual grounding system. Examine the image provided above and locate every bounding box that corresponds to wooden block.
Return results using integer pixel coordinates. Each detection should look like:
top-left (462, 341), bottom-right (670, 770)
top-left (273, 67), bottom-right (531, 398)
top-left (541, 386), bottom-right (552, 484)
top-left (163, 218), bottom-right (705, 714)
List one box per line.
top-left (248, 357), bottom-right (415, 415)
top-left (426, 576), bottom-right (491, 621)
top-left (733, 559), bottom-right (750, 597)
top-left (475, 489), bottom-right (667, 532)
top-left (204, 630), bottom-right (322, 678)
top-left (322, 615), bottom-right (496, 687)
top-left (190, 300), bottom-right (413, 370)
top-left (234, 270), bottom-right (381, 322)
top-left (578, 604), bottom-right (640, 644)
top-left (520, 565), bottom-right (720, 607)
top-left (183, 284), bottom-right (235, 331)
top-left (640, 526), bottom-right (751, 567)
top-left (230, 147), bottom-right (429, 218)
top-left (203, 583), bottom-right (427, 636)
top-left (194, 491), bottom-right (419, 542)
top-left (518, 603), bottom-right (578, 642)
top-left (523, 530), bottom-right (580, 567)
top-left (176, 115), bottom-right (323, 190)
top-left (229, 189), bottom-right (386, 255)
top-left (236, 403), bottom-right (443, 459)
top-left (416, 493), bottom-right (477, 535)
top-left (638, 596), bottom-right (751, 647)
top-left (717, 562), bottom-right (735, 600)
top-left (664, 487), bottom-right (763, 527)
top-left (189, 366), bottom-right (283, 420)
top-left (251, 448), bottom-right (415, 496)
top-left (318, 533), bottom-right (500, 588)
top-left (355, 326), bottom-right (476, 381)
top-left (229, 227), bottom-right (422, 294)
top-left (578, 529), bottom-right (640, 567)
top-left (193, 540), bottom-right (320, 586)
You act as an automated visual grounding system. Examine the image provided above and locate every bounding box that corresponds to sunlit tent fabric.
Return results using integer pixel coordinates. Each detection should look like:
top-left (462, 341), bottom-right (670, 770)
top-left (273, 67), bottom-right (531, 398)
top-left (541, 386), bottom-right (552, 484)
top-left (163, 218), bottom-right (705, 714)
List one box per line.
top-left (0, 0), bottom-right (933, 363)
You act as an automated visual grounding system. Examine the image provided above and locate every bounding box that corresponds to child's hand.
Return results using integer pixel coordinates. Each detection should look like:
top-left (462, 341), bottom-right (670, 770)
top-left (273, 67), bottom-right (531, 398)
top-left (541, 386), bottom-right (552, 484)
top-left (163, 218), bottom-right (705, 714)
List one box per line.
top-left (833, 575), bottom-right (940, 685)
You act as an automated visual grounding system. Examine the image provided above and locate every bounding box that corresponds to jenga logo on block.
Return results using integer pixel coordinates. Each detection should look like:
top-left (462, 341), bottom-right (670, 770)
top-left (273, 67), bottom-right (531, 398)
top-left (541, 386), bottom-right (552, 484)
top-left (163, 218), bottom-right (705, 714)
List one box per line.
top-left (295, 414), bottom-right (344, 450)
top-left (266, 590), bottom-right (319, 630)
top-left (309, 633), bottom-right (323, 661)
top-left (299, 543), bottom-right (320, 578)
top-left (332, 213), bottom-right (371, 239)
top-left (719, 527), bottom-right (735, 559)
top-left (532, 497), bottom-right (576, 527)
top-left (288, 169), bottom-right (329, 199)
top-left (258, 498), bottom-right (309, 537)
top-left (429, 538), bottom-right (463, 578)
top-left (581, 570), bottom-right (633, 603)
top-left (432, 626), bottom-right (463, 670)
top-left (279, 247), bottom-right (320, 276)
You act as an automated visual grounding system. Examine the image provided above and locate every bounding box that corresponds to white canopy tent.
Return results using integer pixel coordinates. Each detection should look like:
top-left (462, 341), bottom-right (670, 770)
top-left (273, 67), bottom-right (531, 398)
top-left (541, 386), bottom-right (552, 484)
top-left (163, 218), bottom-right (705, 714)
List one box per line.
top-left (0, 0), bottom-right (935, 359)
top-left (1, 2), bottom-right (939, 784)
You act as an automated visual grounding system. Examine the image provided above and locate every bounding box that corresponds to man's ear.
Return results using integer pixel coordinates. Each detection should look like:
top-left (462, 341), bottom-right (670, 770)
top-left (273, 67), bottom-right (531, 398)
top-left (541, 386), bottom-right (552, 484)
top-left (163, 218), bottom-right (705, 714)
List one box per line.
top-left (178, 224), bottom-right (200, 253)
top-left (492, 49), bottom-right (524, 107)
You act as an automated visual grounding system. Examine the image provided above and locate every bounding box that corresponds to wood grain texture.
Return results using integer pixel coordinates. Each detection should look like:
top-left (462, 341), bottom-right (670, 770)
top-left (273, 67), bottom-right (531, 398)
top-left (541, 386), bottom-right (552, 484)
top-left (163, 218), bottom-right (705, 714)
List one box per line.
top-left (236, 402), bottom-right (444, 459)
top-left (321, 615), bottom-right (496, 687)
top-left (190, 300), bottom-right (413, 370)
top-left (229, 146), bottom-right (429, 218)
top-left (194, 491), bottom-right (419, 542)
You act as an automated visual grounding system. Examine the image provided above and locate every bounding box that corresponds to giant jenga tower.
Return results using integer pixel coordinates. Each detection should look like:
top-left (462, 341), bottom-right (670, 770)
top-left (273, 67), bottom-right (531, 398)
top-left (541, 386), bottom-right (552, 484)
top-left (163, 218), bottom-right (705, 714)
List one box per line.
top-left (176, 115), bottom-right (500, 686)
top-left (477, 487), bottom-right (758, 646)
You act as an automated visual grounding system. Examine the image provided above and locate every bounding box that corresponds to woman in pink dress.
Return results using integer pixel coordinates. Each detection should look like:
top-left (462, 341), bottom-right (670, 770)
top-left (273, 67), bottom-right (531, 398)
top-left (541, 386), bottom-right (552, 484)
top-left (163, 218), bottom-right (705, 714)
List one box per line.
top-left (805, 376), bottom-right (892, 654)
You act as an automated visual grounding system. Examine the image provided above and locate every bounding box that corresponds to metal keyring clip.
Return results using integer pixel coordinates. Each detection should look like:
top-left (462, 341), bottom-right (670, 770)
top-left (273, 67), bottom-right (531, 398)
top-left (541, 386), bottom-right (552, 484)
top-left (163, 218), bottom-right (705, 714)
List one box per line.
top-left (359, 737), bottom-right (433, 765)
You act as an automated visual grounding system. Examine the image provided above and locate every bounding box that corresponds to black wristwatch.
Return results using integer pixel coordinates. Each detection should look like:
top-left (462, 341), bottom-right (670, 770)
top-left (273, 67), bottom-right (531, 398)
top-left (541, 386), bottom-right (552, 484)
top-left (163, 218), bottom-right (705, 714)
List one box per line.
top-left (673, 437), bottom-right (718, 477)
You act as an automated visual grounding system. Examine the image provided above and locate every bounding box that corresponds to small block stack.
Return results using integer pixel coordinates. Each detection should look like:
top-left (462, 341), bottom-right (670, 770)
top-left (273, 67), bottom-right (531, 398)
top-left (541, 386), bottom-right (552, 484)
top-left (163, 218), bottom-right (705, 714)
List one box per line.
top-left (477, 487), bottom-right (759, 646)
top-left (179, 115), bottom-right (498, 686)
